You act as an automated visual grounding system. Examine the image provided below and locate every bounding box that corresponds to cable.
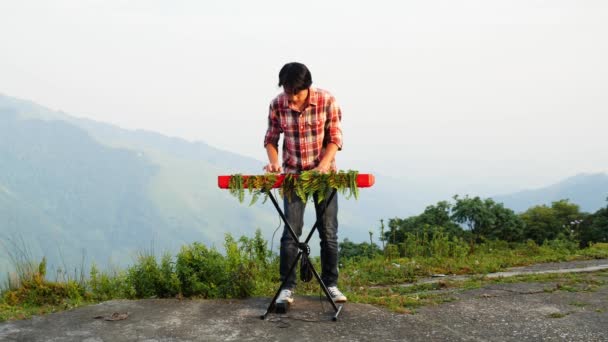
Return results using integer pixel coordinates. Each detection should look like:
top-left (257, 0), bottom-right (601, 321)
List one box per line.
top-left (268, 313), bottom-right (324, 328)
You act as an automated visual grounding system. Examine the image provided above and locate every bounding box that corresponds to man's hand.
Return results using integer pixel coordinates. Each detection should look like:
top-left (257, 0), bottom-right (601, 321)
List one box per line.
top-left (263, 162), bottom-right (283, 173)
top-left (312, 143), bottom-right (339, 174)
top-left (312, 161), bottom-right (331, 174)
top-left (264, 144), bottom-right (282, 173)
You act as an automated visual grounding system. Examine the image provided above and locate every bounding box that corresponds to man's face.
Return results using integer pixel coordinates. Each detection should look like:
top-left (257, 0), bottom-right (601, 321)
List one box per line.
top-left (284, 87), bottom-right (309, 105)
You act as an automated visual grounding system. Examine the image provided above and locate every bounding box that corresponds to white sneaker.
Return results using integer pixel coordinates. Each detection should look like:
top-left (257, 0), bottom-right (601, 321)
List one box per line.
top-left (276, 289), bottom-right (294, 304)
top-left (328, 286), bottom-right (347, 303)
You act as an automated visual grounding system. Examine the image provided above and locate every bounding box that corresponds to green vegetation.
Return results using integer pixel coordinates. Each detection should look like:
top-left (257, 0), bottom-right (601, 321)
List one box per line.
top-left (1, 107), bottom-right (607, 325)
top-left (2, 230), bottom-right (608, 321)
top-left (2, 193), bottom-right (608, 321)
top-left (548, 312), bottom-right (568, 318)
top-left (347, 269), bottom-right (608, 314)
top-left (227, 170), bottom-right (360, 205)
top-left (385, 196), bottom-right (608, 250)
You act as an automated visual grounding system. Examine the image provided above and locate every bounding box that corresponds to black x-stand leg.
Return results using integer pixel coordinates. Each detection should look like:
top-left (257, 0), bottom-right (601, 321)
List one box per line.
top-left (260, 189), bottom-right (343, 321)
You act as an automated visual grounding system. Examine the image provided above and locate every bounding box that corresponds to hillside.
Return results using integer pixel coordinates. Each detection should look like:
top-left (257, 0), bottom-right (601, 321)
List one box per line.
top-left (0, 95), bottom-right (278, 273)
top-left (4, 93), bottom-right (605, 277)
top-left (0, 94), bottom-right (413, 275)
top-left (492, 173), bottom-right (608, 213)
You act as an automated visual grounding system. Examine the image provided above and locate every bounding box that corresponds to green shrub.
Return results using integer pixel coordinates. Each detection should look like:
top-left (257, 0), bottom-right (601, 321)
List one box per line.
top-left (127, 252), bottom-right (179, 298)
top-left (223, 235), bottom-right (256, 298)
top-left (89, 264), bottom-right (133, 301)
top-left (398, 229), bottom-right (469, 259)
top-left (2, 258), bottom-right (86, 307)
top-left (580, 242), bottom-right (608, 259)
top-left (176, 242), bottom-right (227, 298)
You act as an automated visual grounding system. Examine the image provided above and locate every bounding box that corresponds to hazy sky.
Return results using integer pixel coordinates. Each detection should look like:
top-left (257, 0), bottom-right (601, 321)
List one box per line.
top-left (1, 0), bottom-right (607, 195)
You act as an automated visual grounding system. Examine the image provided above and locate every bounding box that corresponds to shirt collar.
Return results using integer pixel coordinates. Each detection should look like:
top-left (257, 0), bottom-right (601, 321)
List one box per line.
top-left (281, 87), bottom-right (318, 110)
top-left (307, 87), bottom-right (319, 107)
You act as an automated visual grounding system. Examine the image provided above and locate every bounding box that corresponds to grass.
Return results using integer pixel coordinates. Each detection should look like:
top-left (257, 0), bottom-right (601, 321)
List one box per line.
top-left (1, 239), bottom-right (608, 322)
top-left (569, 301), bottom-right (589, 307)
top-left (342, 269), bottom-right (608, 314)
top-left (548, 312), bottom-right (568, 318)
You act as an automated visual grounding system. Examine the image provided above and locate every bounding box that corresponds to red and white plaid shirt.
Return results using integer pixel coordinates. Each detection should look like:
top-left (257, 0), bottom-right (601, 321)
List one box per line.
top-left (264, 88), bottom-right (343, 173)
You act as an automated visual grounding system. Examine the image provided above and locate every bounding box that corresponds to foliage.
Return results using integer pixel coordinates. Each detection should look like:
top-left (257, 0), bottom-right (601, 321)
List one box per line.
top-left (386, 201), bottom-right (467, 244)
top-left (175, 242), bottom-right (227, 298)
top-left (451, 195), bottom-right (524, 243)
top-left (349, 270), bottom-right (607, 314)
top-left (3, 231), bottom-right (608, 321)
top-left (339, 238), bottom-right (382, 260)
top-left (1, 258), bottom-right (87, 311)
top-left (398, 229), bottom-right (470, 260)
top-left (229, 173), bottom-right (277, 205)
top-left (222, 234), bottom-right (256, 298)
top-left (580, 242), bottom-right (608, 259)
top-left (127, 252), bottom-right (180, 299)
top-left (227, 170), bottom-right (360, 205)
top-left (89, 264), bottom-right (133, 301)
top-left (175, 230), bottom-right (275, 299)
top-left (519, 199), bottom-right (586, 244)
top-left (579, 201), bottom-right (608, 247)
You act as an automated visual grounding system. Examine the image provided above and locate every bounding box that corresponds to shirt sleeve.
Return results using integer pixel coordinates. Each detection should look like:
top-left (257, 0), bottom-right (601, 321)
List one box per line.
top-left (263, 102), bottom-right (281, 148)
top-left (326, 96), bottom-right (343, 150)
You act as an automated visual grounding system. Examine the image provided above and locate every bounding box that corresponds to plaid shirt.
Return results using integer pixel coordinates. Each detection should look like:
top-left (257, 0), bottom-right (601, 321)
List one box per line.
top-left (264, 87), bottom-right (343, 173)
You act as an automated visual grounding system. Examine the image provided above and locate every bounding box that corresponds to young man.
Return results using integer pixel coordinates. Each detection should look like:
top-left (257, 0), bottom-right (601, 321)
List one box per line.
top-left (263, 62), bottom-right (347, 305)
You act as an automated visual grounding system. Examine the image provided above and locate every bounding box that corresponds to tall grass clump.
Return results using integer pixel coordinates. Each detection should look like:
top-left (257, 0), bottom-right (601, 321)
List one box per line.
top-left (88, 264), bottom-right (133, 301)
top-left (126, 252), bottom-right (180, 299)
top-left (175, 230), bottom-right (276, 299)
top-left (2, 258), bottom-right (86, 308)
top-left (399, 229), bottom-right (469, 260)
top-left (176, 241), bottom-right (228, 298)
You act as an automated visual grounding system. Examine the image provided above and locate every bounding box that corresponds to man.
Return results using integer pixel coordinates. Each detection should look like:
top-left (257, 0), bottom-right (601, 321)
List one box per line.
top-left (263, 62), bottom-right (347, 305)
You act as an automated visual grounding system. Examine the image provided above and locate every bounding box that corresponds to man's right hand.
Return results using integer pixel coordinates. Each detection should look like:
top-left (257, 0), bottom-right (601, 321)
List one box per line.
top-left (263, 162), bottom-right (283, 173)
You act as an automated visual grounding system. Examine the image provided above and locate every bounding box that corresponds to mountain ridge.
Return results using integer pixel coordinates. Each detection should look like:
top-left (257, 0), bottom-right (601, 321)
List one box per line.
top-left (1, 93), bottom-right (607, 276)
top-left (491, 172), bottom-right (608, 213)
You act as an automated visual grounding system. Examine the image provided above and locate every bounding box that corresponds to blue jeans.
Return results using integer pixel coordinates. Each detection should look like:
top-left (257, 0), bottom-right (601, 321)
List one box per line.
top-left (280, 191), bottom-right (339, 289)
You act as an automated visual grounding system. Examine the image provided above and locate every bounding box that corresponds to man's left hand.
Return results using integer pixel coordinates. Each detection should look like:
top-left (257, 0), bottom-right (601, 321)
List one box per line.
top-left (313, 162), bottom-right (331, 174)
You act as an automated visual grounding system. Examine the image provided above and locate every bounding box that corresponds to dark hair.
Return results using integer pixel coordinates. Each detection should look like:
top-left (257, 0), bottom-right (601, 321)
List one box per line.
top-left (278, 62), bottom-right (312, 93)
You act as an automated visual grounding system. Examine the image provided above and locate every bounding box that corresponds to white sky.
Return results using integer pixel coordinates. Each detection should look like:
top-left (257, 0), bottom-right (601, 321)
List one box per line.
top-left (1, 0), bottom-right (607, 195)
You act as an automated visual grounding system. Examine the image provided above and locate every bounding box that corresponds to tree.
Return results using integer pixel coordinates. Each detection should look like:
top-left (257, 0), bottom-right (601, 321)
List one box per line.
top-left (418, 201), bottom-right (465, 237)
top-left (378, 219), bottom-right (386, 250)
top-left (339, 238), bottom-right (381, 259)
top-left (385, 201), bottom-right (466, 243)
top-left (451, 195), bottom-right (494, 242)
top-left (519, 199), bottom-right (586, 244)
top-left (520, 205), bottom-right (559, 244)
top-left (579, 201), bottom-right (608, 247)
top-left (484, 201), bottom-right (524, 242)
top-left (451, 195), bottom-right (523, 243)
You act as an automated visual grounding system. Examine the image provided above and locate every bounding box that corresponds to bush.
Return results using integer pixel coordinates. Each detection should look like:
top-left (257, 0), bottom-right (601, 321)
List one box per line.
top-left (176, 242), bottom-right (227, 298)
top-left (339, 239), bottom-right (382, 260)
top-left (2, 258), bottom-right (86, 307)
top-left (175, 232), bottom-right (272, 299)
top-left (399, 229), bottom-right (469, 259)
top-left (223, 235), bottom-right (256, 298)
top-left (89, 264), bottom-right (133, 301)
top-left (127, 252), bottom-right (180, 298)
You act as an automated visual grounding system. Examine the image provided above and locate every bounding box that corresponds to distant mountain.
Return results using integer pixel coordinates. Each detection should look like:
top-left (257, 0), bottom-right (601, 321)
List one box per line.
top-left (9, 92), bottom-right (605, 278)
top-left (491, 173), bottom-right (608, 213)
top-left (0, 94), bottom-right (416, 276)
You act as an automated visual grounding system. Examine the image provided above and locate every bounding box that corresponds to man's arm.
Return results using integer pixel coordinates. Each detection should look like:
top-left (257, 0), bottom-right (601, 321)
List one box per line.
top-left (313, 143), bottom-right (339, 173)
top-left (264, 143), bottom-right (283, 173)
top-left (313, 93), bottom-right (342, 173)
top-left (263, 102), bottom-right (283, 173)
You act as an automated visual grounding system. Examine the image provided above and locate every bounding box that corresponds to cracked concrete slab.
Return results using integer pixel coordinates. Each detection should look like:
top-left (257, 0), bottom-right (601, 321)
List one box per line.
top-left (1, 260), bottom-right (607, 341)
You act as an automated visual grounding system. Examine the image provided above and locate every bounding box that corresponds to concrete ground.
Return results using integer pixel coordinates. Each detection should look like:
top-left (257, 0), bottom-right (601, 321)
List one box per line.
top-left (1, 259), bottom-right (607, 342)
